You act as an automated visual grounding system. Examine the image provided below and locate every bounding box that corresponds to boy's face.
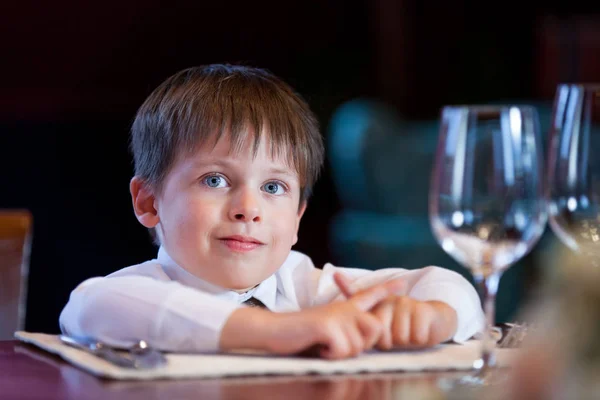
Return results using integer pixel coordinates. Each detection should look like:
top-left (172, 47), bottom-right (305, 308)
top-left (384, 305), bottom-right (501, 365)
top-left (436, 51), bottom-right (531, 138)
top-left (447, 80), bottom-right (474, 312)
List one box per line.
top-left (133, 131), bottom-right (306, 291)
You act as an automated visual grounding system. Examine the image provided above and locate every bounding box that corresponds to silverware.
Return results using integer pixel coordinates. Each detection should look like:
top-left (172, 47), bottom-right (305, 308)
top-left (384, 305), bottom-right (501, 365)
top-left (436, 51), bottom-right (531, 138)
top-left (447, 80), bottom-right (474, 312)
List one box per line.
top-left (59, 335), bottom-right (167, 369)
top-left (497, 322), bottom-right (530, 349)
top-left (128, 339), bottom-right (168, 369)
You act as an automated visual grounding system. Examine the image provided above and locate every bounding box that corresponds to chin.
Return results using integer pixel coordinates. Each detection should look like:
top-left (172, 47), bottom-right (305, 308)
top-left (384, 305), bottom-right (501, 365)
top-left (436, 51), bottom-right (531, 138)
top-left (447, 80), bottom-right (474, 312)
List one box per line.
top-left (219, 275), bottom-right (261, 292)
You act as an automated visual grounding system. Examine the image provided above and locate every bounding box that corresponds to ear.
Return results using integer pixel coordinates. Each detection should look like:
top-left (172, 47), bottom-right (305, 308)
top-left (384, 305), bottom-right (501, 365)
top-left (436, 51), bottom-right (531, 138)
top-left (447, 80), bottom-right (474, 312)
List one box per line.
top-left (292, 201), bottom-right (307, 245)
top-left (130, 176), bottom-right (160, 228)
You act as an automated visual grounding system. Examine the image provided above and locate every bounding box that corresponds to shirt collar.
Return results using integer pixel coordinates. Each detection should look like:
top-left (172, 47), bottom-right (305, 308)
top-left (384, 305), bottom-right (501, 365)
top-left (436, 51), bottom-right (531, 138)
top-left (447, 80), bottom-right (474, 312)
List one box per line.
top-left (156, 246), bottom-right (278, 308)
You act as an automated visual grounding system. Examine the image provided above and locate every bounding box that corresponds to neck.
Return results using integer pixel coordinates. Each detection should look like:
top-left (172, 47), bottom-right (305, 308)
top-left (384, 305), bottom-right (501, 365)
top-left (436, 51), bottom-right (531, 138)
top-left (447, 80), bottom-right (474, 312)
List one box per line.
top-left (231, 284), bottom-right (259, 294)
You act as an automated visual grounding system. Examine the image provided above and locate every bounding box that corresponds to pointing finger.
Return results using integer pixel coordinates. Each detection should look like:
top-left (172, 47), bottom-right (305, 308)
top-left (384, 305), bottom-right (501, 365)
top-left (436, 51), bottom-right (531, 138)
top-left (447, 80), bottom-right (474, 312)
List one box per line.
top-left (333, 272), bottom-right (354, 298)
top-left (351, 278), bottom-right (406, 311)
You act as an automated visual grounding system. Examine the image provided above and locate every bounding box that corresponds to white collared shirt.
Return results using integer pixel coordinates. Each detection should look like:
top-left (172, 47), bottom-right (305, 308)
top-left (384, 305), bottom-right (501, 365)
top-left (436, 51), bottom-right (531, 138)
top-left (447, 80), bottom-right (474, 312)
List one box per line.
top-left (59, 247), bottom-right (484, 352)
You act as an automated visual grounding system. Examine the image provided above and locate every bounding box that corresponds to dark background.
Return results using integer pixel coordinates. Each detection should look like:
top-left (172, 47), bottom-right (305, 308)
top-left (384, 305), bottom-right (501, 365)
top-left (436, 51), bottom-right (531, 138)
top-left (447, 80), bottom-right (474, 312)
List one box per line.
top-left (1, 0), bottom-right (599, 333)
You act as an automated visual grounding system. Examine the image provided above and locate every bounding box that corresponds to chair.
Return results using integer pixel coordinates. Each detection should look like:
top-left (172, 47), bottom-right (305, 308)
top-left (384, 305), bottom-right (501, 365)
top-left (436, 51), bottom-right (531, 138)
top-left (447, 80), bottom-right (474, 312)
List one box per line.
top-left (0, 210), bottom-right (32, 339)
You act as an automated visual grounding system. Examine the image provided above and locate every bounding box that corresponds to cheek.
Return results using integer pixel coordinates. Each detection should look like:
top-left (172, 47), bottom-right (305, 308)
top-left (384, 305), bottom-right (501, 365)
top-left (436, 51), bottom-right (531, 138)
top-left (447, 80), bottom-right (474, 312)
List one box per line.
top-left (184, 199), bottom-right (220, 229)
top-left (270, 209), bottom-right (301, 242)
top-left (163, 196), bottom-right (220, 238)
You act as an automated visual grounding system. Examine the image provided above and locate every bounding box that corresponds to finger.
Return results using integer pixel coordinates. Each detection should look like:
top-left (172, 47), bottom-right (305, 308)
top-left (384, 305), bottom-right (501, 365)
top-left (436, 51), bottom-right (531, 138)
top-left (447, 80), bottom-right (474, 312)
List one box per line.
top-left (410, 303), bottom-right (430, 347)
top-left (345, 323), bottom-right (365, 357)
top-left (333, 272), bottom-right (354, 298)
top-left (320, 325), bottom-right (350, 360)
top-left (392, 298), bottom-right (411, 346)
top-left (428, 301), bottom-right (458, 344)
top-left (357, 312), bottom-right (383, 350)
top-left (352, 278), bottom-right (407, 311)
top-left (373, 302), bottom-right (394, 350)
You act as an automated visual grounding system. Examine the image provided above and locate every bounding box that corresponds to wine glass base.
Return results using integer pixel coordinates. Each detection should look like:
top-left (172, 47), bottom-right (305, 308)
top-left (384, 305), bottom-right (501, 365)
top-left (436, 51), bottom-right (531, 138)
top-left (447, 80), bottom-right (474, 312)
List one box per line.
top-left (436, 364), bottom-right (510, 398)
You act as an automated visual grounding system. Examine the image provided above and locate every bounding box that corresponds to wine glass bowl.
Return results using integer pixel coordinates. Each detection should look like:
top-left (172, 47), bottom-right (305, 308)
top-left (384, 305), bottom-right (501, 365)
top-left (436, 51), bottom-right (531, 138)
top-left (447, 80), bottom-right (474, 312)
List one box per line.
top-left (429, 105), bottom-right (547, 378)
top-left (546, 84), bottom-right (600, 262)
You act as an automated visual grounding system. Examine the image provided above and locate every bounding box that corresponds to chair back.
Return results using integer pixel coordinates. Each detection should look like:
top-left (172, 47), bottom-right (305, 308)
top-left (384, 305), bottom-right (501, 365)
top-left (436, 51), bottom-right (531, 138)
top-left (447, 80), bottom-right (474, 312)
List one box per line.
top-left (0, 210), bottom-right (32, 339)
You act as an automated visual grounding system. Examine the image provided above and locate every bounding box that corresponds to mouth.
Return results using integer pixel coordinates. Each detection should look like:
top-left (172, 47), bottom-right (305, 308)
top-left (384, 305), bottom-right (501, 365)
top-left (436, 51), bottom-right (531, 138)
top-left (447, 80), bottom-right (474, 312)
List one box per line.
top-left (219, 235), bottom-right (265, 252)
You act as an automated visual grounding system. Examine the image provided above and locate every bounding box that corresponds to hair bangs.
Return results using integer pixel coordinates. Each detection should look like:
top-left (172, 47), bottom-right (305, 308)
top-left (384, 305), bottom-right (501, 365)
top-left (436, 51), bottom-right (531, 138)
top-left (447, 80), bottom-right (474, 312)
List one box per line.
top-left (176, 77), bottom-right (309, 186)
top-left (131, 64), bottom-right (324, 205)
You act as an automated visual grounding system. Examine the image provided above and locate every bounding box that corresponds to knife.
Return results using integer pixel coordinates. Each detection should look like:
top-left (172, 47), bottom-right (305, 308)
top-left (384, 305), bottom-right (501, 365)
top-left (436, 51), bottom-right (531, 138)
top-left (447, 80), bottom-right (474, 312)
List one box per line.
top-left (59, 335), bottom-right (146, 369)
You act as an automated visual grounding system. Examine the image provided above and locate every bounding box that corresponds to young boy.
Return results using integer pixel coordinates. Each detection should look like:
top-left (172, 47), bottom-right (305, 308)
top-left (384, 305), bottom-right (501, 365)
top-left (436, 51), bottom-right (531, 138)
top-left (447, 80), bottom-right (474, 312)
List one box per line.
top-left (59, 64), bottom-right (484, 359)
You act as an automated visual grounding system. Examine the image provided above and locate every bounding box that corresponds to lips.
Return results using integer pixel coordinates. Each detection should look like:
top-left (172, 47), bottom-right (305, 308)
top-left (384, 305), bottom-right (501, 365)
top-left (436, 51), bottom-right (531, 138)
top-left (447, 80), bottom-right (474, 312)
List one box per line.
top-left (221, 235), bottom-right (264, 244)
top-left (219, 235), bottom-right (265, 252)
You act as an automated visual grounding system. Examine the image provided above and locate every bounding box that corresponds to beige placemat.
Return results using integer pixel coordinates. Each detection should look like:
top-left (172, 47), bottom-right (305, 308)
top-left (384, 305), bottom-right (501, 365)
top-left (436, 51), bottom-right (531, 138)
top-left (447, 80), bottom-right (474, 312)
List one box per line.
top-left (14, 331), bottom-right (519, 380)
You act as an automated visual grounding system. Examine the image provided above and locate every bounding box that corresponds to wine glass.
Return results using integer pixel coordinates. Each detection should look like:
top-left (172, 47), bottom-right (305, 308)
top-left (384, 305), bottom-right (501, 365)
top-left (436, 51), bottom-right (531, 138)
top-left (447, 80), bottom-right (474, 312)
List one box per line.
top-left (546, 84), bottom-right (600, 264)
top-left (429, 105), bottom-right (547, 382)
top-left (544, 83), bottom-right (600, 400)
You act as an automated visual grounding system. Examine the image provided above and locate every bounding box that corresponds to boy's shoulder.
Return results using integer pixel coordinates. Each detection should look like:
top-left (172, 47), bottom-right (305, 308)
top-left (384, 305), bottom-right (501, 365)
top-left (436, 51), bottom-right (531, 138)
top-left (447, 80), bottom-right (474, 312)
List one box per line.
top-left (102, 251), bottom-right (319, 284)
top-left (106, 259), bottom-right (171, 281)
top-left (276, 250), bottom-right (316, 273)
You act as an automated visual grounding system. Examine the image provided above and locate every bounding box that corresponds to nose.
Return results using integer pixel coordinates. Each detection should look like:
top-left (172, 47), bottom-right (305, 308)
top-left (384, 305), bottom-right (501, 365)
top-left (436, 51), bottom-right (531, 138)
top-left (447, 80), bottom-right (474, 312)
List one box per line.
top-left (229, 186), bottom-right (261, 222)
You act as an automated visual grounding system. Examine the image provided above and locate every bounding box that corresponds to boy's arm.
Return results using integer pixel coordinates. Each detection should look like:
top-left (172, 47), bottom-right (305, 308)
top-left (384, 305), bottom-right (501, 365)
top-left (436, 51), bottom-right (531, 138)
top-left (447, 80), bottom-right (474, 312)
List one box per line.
top-left (220, 277), bottom-right (405, 358)
top-left (335, 272), bottom-right (458, 348)
top-left (59, 276), bottom-right (240, 352)
top-left (59, 273), bottom-right (403, 357)
top-left (312, 264), bottom-right (484, 343)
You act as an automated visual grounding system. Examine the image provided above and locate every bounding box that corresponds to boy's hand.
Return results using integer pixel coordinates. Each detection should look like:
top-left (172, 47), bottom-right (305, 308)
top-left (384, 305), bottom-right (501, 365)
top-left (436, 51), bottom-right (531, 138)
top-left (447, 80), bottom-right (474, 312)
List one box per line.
top-left (220, 277), bottom-right (405, 359)
top-left (333, 272), bottom-right (458, 349)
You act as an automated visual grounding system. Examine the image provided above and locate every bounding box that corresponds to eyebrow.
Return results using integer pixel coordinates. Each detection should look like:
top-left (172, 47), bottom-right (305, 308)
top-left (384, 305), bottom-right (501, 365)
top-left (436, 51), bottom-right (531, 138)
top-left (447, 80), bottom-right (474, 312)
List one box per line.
top-left (266, 167), bottom-right (298, 179)
top-left (189, 158), bottom-right (298, 178)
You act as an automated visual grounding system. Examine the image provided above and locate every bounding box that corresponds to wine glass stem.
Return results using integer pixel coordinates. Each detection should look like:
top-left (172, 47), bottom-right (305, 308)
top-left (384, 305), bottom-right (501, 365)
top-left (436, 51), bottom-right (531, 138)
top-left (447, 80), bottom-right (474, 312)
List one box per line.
top-left (473, 271), bottom-right (501, 373)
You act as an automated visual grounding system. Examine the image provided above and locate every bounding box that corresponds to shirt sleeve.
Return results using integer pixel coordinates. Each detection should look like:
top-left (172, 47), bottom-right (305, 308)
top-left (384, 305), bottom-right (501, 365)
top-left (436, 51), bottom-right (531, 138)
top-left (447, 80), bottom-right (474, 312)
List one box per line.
top-left (310, 264), bottom-right (485, 343)
top-left (58, 275), bottom-right (240, 352)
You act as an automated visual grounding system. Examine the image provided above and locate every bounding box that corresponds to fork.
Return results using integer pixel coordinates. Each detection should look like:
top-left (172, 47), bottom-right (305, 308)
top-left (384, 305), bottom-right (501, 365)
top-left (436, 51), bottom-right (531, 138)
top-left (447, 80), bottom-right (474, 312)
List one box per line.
top-left (497, 322), bottom-right (530, 349)
top-left (60, 335), bottom-right (167, 369)
top-left (129, 339), bottom-right (168, 368)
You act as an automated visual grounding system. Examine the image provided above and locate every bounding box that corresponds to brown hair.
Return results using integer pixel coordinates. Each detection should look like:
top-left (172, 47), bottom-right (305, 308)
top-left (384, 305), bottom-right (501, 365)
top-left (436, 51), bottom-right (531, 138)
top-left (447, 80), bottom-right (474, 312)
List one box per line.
top-left (130, 64), bottom-right (324, 205)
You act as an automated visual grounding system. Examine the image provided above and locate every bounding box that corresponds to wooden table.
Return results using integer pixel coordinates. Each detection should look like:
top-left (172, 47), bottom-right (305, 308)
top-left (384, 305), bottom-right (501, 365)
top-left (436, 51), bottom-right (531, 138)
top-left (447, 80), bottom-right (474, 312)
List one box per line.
top-left (0, 340), bottom-right (478, 399)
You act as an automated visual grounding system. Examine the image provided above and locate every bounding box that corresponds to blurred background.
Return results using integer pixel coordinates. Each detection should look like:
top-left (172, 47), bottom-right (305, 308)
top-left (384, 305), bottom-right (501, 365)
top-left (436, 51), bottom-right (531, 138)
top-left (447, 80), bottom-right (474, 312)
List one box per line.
top-left (1, 0), bottom-right (599, 334)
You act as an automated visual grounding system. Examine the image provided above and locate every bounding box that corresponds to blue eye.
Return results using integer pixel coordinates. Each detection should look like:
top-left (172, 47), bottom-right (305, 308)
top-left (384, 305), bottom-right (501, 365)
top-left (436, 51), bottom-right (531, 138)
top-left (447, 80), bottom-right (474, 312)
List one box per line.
top-left (203, 175), bottom-right (227, 188)
top-left (262, 181), bottom-right (285, 195)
